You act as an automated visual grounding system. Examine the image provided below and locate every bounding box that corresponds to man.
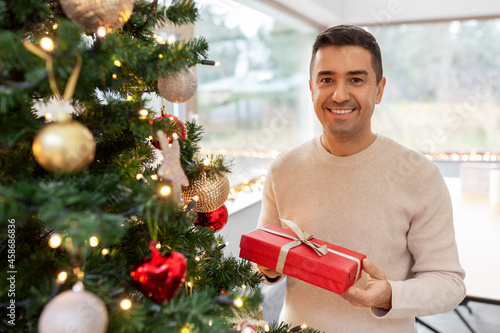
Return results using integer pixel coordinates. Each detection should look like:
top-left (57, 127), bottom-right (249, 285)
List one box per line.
top-left (256, 25), bottom-right (465, 332)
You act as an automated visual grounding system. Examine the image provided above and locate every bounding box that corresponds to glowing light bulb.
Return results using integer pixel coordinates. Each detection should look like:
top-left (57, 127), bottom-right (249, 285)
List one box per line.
top-left (126, 95), bottom-right (133, 101)
top-left (155, 242), bottom-right (161, 249)
top-left (151, 174), bottom-right (158, 181)
top-left (167, 35), bottom-right (175, 45)
top-left (49, 233), bottom-right (62, 248)
top-left (40, 37), bottom-right (54, 51)
top-left (193, 195), bottom-right (199, 202)
top-left (120, 299), bottom-right (132, 310)
top-left (136, 173), bottom-right (144, 180)
top-left (114, 60), bottom-right (121, 67)
top-left (156, 35), bottom-right (164, 43)
top-left (57, 271), bottom-right (67, 283)
top-left (195, 256), bottom-right (201, 261)
top-left (138, 109), bottom-right (148, 119)
top-left (101, 248), bottom-right (110, 255)
top-left (52, 23), bottom-right (58, 30)
top-left (233, 298), bottom-right (243, 308)
top-left (72, 281), bottom-right (84, 292)
top-left (160, 186), bottom-right (171, 196)
top-left (112, 74), bottom-right (117, 79)
top-left (264, 324), bottom-right (270, 332)
top-left (97, 26), bottom-right (107, 37)
top-left (159, 54), bottom-right (164, 59)
top-left (203, 158), bottom-right (210, 166)
top-left (45, 113), bottom-right (52, 120)
top-left (89, 236), bottom-right (99, 247)
top-left (172, 133), bottom-right (178, 140)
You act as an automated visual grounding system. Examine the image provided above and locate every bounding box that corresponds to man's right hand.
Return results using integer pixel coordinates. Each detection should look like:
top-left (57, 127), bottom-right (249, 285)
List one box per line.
top-left (257, 264), bottom-right (281, 279)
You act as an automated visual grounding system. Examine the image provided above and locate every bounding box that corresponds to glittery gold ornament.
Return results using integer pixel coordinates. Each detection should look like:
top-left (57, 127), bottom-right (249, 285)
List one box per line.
top-left (181, 173), bottom-right (230, 213)
top-left (59, 0), bottom-right (135, 33)
top-left (157, 67), bottom-right (197, 103)
top-left (32, 117), bottom-right (96, 174)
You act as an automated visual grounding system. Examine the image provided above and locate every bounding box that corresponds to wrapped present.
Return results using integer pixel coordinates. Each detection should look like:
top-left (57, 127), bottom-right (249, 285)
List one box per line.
top-left (239, 219), bottom-right (366, 295)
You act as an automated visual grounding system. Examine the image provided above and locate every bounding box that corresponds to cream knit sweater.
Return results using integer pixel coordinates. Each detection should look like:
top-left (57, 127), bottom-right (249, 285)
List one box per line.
top-left (257, 135), bottom-right (466, 333)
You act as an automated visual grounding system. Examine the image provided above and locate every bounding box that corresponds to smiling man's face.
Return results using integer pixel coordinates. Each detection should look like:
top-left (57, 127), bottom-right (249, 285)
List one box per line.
top-left (309, 45), bottom-right (386, 155)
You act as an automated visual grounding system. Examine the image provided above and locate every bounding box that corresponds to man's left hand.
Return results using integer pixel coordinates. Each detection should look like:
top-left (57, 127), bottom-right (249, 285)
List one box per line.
top-left (342, 258), bottom-right (392, 310)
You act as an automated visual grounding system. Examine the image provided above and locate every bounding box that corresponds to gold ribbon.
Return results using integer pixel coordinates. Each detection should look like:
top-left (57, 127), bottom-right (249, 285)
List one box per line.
top-left (258, 219), bottom-right (362, 282)
top-left (22, 40), bottom-right (82, 102)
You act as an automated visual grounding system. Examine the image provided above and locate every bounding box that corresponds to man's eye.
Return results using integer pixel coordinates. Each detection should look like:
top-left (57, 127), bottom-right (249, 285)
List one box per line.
top-left (320, 78), bottom-right (333, 83)
top-left (351, 78), bottom-right (363, 83)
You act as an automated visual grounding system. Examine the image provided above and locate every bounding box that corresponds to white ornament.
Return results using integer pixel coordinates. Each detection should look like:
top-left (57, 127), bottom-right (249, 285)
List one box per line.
top-left (157, 67), bottom-right (197, 103)
top-left (38, 289), bottom-right (108, 333)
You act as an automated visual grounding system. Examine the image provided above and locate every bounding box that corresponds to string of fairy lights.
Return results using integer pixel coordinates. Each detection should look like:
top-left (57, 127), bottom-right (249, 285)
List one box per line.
top-left (46, 232), bottom-right (256, 326)
top-left (34, 29), bottom-right (270, 332)
top-left (424, 151), bottom-right (500, 162)
top-left (16, 4), bottom-right (324, 332)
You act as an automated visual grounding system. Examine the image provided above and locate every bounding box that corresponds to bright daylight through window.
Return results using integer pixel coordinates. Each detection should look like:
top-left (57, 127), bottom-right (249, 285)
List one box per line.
top-left (193, 2), bottom-right (500, 204)
top-left (194, 0), bottom-right (318, 192)
top-left (370, 20), bottom-right (500, 162)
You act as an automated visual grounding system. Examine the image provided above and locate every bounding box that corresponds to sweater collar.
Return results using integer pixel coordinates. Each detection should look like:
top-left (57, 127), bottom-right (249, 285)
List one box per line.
top-left (312, 134), bottom-right (387, 166)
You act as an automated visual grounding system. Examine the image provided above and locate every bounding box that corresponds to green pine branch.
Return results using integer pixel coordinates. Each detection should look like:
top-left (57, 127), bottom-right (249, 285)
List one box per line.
top-left (0, 0), bottom-right (323, 332)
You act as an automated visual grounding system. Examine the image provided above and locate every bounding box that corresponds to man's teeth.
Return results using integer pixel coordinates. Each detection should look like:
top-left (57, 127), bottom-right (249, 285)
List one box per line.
top-left (329, 109), bottom-right (354, 114)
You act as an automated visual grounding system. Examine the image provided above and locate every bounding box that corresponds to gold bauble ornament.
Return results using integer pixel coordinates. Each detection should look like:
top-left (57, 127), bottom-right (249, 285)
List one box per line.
top-left (38, 289), bottom-right (108, 333)
top-left (181, 173), bottom-right (230, 213)
top-left (32, 118), bottom-right (96, 174)
top-left (59, 0), bottom-right (135, 33)
top-left (157, 67), bottom-right (197, 103)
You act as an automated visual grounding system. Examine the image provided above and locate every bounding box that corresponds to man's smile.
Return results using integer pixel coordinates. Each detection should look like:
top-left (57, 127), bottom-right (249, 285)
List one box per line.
top-left (327, 108), bottom-right (355, 114)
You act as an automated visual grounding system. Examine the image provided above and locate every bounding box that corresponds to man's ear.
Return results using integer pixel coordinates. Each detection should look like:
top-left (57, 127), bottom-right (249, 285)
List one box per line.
top-left (309, 80), bottom-right (314, 101)
top-left (375, 76), bottom-right (386, 104)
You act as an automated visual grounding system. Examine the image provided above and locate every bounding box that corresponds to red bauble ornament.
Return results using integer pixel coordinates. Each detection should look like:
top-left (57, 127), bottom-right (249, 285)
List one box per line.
top-left (130, 241), bottom-right (187, 304)
top-left (195, 204), bottom-right (228, 232)
top-left (239, 321), bottom-right (257, 333)
top-left (149, 114), bottom-right (187, 149)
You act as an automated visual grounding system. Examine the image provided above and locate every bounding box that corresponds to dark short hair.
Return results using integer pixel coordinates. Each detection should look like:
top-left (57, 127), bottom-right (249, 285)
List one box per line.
top-left (310, 25), bottom-right (383, 83)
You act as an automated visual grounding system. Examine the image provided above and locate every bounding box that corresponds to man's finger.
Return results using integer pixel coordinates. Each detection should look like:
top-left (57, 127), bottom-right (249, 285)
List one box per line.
top-left (342, 286), bottom-right (365, 303)
top-left (363, 259), bottom-right (386, 279)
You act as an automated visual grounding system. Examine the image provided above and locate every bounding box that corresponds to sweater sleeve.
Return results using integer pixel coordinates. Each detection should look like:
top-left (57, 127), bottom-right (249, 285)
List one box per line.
top-left (374, 168), bottom-right (466, 319)
top-left (257, 165), bottom-right (281, 229)
top-left (256, 165), bottom-right (284, 284)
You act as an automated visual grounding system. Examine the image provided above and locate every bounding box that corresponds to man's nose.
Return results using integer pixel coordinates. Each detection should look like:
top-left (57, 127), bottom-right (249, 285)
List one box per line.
top-left (331, 82), bottom-right (350, 103)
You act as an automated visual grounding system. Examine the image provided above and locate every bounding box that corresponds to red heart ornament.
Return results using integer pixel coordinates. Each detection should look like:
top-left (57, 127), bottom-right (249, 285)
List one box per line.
top-left (130, 241), bottom-right (187, 304)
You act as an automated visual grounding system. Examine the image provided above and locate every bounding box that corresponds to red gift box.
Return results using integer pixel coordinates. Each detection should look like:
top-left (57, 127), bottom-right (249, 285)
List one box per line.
top-left (239, 222), bottom-right (366, 295)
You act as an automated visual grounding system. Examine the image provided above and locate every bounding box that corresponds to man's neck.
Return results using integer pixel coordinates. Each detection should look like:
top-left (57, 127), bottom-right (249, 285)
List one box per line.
top-left (321, 132), bottom-right (377, 157)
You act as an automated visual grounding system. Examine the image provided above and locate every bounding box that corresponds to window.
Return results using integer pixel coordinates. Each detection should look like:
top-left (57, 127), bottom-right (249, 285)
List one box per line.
top-left (369, 20), bottom-right (500, 161)
top-left (194, 0), bottom-right (318, 189)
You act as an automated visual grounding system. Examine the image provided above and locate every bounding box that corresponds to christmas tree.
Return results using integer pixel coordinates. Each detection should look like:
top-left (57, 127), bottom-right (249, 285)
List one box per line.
top-left (0, 0), bottom-right (322, 332)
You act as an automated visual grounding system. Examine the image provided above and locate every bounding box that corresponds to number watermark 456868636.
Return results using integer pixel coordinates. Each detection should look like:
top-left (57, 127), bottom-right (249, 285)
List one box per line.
top-left (6, 218), bottom-right (16, 326)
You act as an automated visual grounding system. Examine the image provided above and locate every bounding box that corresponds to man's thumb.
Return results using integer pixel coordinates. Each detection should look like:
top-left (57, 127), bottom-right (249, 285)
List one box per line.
top-left (363, 259), bottom-right (384, 278)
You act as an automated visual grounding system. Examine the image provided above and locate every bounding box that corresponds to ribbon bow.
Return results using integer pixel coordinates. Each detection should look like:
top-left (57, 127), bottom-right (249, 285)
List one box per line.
top-left (258, 219), bottom-right (328, 273)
